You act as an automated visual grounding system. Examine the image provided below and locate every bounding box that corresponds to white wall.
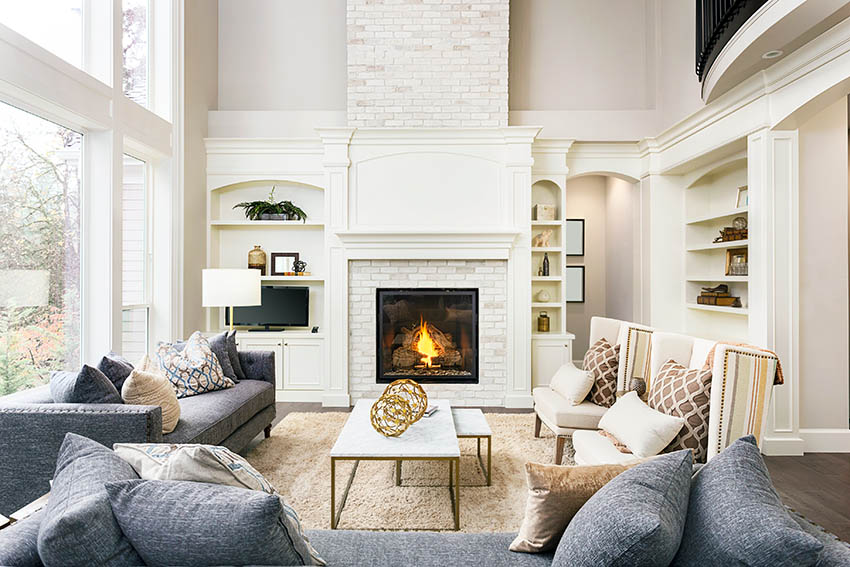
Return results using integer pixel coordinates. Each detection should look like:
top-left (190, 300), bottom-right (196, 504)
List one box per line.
top-left (797, 97), bottom-right (849, 431)
top-left (182, 0), bottom-right (218, 337)
top-left (217, 0), bottom-right (346, 111)
top-left (605, 177), bottom-right (637, 322)
top-left (655, 0), bottom-right (704, 132)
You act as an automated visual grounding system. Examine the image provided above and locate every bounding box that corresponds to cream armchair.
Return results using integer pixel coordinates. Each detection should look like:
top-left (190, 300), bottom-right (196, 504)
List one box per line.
top-left (533, 316), bottom-right (654, 463)
top-left (573, 330), bottom-right (780, 465)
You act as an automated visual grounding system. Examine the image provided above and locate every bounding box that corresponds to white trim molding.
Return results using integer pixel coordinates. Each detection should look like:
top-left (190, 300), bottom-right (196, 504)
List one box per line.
top-left (799, 428), bottom-right (850, 453)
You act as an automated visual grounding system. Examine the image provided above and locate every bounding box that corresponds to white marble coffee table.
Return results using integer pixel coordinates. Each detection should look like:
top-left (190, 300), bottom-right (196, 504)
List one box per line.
top-left (452, 408), bottom-right (492, 486)
top-left (330, 399), bottom-right (460, 530)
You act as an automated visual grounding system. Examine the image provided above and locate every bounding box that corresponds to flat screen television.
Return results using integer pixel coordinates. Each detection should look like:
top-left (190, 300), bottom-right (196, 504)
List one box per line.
top-left (226, 286), bottom-right (309, 330)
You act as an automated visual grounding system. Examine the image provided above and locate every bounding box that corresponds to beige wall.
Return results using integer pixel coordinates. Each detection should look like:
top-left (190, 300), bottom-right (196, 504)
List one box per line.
top-left (182, 0), bottom-right (218, 337)
top-left (798, 97), bottom-right (849, 430)
top-left (605, 177), bottom-right (638, 322)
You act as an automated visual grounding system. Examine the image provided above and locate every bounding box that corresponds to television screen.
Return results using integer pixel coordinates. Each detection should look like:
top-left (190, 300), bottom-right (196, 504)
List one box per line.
top-left (226, 286), bottom-right (309, 329)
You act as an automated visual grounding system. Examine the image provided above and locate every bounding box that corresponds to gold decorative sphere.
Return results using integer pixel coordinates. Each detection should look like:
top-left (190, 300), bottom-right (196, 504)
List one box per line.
top-left (370, 394), bottom-right (414, 437)
top-left (382, 379), bottom-right (428, 423)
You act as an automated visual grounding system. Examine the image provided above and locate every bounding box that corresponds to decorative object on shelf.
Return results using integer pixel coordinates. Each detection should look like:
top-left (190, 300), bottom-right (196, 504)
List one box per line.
top-left (382, 378), bottom-right (428, 423)
top-left (538, 267), bottom-right (543, 276)
top-left (725, 247), bottom-right (748, 276)
top-left (201, 269), bottom-right (261, 331)
top-left (736, 186), bottom-right (748, 208)
top-left (370, 394), bottom-right (414, 437)
top-left (733, 216), bottom-right (748, 230)
top-left (247, 246), bottom-right (267, 275)
top-left (697, 283), bottom-right (741, 307)
top-left (565, 266), bottom-right (585, 303)
top-left (701, 284), bottom-right (729, 294)
top-left (532, 229), bottom-right (554, 248)
top-left (537, 311), bottom-right (550, 333)
top-left (292, 258), bottom-right (308, 275)
top-left (713, 226), bottom-right (748, 242)
top-left (270, 252), bottom-right (300, 276)
top-left (542, 253), bottom-right (550, 276)
top-left (565, 219), bottom-right (585, 256)
top-left (536, 289), bottom-right (551, 302)
top-left (233, 186), bottom-right (308, 222)
top-left (533, 204), bottom-right (557, 221)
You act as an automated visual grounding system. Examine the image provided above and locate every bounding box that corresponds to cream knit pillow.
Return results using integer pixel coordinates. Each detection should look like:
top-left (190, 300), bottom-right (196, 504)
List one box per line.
top-left (121, 355), bottom-right (181, 434)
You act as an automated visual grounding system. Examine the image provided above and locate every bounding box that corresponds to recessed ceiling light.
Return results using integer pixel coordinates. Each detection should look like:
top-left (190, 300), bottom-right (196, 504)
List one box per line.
top-left (762, 49), bottom-right (784, 60)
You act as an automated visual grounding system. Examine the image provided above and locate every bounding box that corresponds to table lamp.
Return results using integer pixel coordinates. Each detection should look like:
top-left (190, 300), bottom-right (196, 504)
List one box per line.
top-left (202, 269), bottom-right (261, 331)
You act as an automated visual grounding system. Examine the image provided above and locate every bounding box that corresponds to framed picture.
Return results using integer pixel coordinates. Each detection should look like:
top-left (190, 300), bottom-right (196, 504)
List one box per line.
top-left (736, 186), bottom-right (749, 208)
top-left (564, 219), bottom-right (585, 256)
top-left (270, 252), bottom-right (299, 276)
top-left (565, 265), bottom-right (585, 303)
top-left (725, 247), bottom-right (748, 276)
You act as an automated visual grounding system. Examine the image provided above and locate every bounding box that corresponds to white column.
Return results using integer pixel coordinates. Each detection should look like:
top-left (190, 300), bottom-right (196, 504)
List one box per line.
top-left (318, 128), bottom-right (355, 407)
top-left (748, 129), bottom-right (803, 456)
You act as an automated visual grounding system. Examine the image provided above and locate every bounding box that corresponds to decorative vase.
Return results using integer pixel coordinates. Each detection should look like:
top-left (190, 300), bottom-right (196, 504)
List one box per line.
top-left (259, 213), bottom-right (286, 220)
top-left (536, 289), bottom-right (551, 302)
top-left (248, 245), bottom-right (267, 275)
top-left (537, 311), bottom-right (550, 333)
top-left (292, 259), bottom-right (307, 274)
top-left (542, 253), bottom-right (550, 276)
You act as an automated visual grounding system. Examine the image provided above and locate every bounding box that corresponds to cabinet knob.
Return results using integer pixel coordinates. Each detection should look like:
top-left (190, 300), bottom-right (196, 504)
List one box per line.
top-left (278, 342), bottom-right (283, 346)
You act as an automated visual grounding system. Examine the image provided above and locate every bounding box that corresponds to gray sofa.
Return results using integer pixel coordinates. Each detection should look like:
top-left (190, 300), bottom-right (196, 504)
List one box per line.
top-left (0, 350), bottom-right (276, 516)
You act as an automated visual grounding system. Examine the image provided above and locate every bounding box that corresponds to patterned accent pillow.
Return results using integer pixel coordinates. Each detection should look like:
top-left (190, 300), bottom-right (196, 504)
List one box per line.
top-left (583, 338), bottom-right (620, 408)
top-left (156, 331), bottom-right (234, 398)
top-left (113, 443), bottom-right (324, 565)
top-left (648, 359), bottom-right (712, 463)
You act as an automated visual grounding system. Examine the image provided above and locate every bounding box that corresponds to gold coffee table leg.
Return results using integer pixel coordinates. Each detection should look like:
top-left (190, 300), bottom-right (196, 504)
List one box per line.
top-left (454, 457), bottom-right (460, 530)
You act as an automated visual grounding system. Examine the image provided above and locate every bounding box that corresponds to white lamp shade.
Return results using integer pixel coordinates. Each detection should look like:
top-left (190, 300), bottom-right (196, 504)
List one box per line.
top-left (0, 270), bottom-right (49, 308)
top-left (202, 269), bottom-right (261, 307)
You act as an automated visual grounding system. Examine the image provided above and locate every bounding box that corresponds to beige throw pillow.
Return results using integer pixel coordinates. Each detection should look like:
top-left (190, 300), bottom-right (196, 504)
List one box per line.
top-left (121, 355), bottom-right (180, 434)
top-left (510, 461), bottom-right (640, 553)
top-left (549, 363), bottom-right (594, 405)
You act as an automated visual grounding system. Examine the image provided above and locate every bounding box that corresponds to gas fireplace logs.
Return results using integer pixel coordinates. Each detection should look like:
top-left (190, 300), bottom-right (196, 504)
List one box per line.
top-left (391, 320), bottom-right (463, 371)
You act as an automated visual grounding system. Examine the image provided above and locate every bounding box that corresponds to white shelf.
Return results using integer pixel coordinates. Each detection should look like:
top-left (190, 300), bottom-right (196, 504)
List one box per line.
top-left (210, 220), bottom-right (325, 228)
top-left (532, 247), bottom-right (563, 252)
top-left (532, 302), bottom-right (562, 308)
top-left (686, 303), bottom-right (749, 315)
top-left (531, 220), bottom-right (562, 227)
top-left (532, 276), bottom-right (563, 281)
top-left (260, 275), bottom-right (325, 283)
top-left (686, 275), bottom-right (748, 283)
top-left (687, 239), bottom-right (748, 251)
top-left (686, 207), bottom-right (748, 224)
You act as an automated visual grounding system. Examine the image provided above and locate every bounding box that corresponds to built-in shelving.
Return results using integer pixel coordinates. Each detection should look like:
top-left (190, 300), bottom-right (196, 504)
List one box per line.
top-left (686, 239), bottom-right (748, 252)
top-left (686, 275), bottom-right (748, 283)
top-left (210, 220), bottom-right (325, 228)
top-left (530, 178), bottom-right (568, 336)
top-left (532, 276), bottom-right (562, 282)
top-left (532, 302), bottom-right (562, 308)
top-left (686, 207), bottom-right (748, 225)
top-left (531, 246), bottom-right (563, 253)
top-left (260, 275), bottom-right (325, 283)
top-left (686, 303), bottom-right (749, 315)
top-left (531, 220), bottom-right (562, 227)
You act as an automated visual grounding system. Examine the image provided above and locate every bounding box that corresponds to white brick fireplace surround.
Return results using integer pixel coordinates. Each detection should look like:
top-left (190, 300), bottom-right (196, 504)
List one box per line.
top-left (349, 259), bottom-right (507, 405)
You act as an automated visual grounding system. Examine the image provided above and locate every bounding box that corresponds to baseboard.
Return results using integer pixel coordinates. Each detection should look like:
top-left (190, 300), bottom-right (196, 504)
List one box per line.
top-left (275, 390), bottom-right (323, 403)
top-left (761, 435), bottom-right (805, 456)
top-left (504, 394), bottom-right (534, 409)
top-left (322, 393), bottom-right (352, 408)
top-left (799, 428), bottom-right (850, 453)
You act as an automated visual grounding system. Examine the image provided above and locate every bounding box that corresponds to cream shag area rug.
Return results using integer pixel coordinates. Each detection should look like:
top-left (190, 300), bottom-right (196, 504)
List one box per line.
top-left (245, 412), bottom-right (574, 532)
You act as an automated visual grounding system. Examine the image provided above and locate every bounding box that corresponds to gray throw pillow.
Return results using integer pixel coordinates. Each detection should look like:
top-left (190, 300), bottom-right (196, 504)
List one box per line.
top-left (671, 435), bottom-right (823, 566)
top-left (105, 479), bottom-right (322, 566)
top-left (97, 352), bottom-right (134, 391)
top-left (37, 433), bottom-right (144, 566)
top-left (552, 450), bottom-right (692, 567)
top-left (227, 329), bottom-right (246, 381)
top-left (208, 331), bottom-right (238, 383)
top-left (50, 364), bottom-right (122, 404)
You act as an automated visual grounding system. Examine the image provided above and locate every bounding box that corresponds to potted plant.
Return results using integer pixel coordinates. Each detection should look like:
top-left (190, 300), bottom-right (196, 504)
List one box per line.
top-left (233, 187), bottom-right (308, 222)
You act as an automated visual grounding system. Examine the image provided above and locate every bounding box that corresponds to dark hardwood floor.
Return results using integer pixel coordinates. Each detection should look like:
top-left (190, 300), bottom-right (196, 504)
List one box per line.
top-left (265, 403), bottom-right (850, 542)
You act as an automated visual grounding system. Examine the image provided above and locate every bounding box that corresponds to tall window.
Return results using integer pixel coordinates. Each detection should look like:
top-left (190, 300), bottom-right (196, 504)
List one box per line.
top-left (0, 103), bottom-right (81, 395)
top-left (121, 155), bottom-right (148, 362)
top-left (0, 1), bottom-right (82, 69)
top-left (123, 0), bottom-right (148, 107)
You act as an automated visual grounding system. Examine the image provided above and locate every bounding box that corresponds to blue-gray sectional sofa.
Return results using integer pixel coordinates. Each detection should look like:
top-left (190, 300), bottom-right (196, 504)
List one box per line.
top-left (0, 350), bottom-right (276, 516)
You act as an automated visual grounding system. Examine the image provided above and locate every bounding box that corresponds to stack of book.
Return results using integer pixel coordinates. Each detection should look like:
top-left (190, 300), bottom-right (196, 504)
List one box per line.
top-left (697, 284), bottom-right (742, 307)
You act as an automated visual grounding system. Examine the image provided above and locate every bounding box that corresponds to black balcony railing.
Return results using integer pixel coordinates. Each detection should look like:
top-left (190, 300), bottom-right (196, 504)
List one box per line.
top-left (696, 0), bottom-right (768, 81)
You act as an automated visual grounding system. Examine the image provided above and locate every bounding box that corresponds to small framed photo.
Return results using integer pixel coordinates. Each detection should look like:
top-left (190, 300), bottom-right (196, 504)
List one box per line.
top-left (565, 219), bottom-right (585, 256)
top-left (725, 247), bottom-right (748, 276)
top-left (736, 186), bottom-right (749, 208)
top-left (270, 252), bottom-right (299, 276)
top-left (565, 265), bottom-right (585, 303)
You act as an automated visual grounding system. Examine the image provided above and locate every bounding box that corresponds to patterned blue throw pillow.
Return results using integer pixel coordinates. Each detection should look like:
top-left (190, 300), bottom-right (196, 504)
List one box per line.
top-left (156, 331), bottom-right (233, 398)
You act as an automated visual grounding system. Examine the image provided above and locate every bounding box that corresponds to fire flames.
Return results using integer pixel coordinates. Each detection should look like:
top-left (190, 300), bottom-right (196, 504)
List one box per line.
top-left (414, 318), bottom-right (440, 367)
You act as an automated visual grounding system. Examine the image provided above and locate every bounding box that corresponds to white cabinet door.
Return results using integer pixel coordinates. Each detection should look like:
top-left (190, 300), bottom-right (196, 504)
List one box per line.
top-left (283, 338), bottom-right (324, 391)
top-left (235, 336), bottom-right (284, 390)
top-left (532, 339), bottom-right (573, 389)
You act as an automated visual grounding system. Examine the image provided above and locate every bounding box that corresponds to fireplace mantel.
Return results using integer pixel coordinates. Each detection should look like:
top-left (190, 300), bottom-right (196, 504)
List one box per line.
top-left (335, 229), bottom-right (521, 260)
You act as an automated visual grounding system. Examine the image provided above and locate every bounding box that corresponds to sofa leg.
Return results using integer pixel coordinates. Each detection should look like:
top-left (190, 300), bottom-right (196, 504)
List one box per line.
top-left (264, 425), bottom-right (272, 439)
top-left (555, 436), bottom-right (566, 465)
top-left (534, 413), bottom-right (542, 438)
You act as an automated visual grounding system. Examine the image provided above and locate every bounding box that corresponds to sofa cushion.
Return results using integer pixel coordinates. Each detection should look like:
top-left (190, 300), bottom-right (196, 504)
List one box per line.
top-left (306, 530), bottom-right (554, 567)
top-left (156, 331), bottom-right (234, 398)
top-left (552, 450), bottom-right (692, 567)
top-left (672, 435), bottom-right (823, 566)
top-left (572, 430), bottom-right (640, 466)
top-left (37, 433), bottom-right (143, 566)
top-left (106, 479), bottom-right (323, 566)
top-left (208, 331), bottom-right (239, 383)
top-left (49, 364), bottom-right (122, 405)
top-left (97, 353), bottom-right (134, 392)
top-left (598, 391), bottom-right (685, 458)
top-left (533, 387), bottom-right (607, 431)
top-left (163, 379), bottom-right (274, 445)
top-left (648, 359), bottom-right (712, 463)
top-left (226, 330), bottom-right (247, 380)
top-left (549, 364), bottom-right (594, 405)
top-left (583, 338), bottom-right (620, 408)
top-left (0, 510), bottom-right (43, 567)
top-left (0, 384), bottom-right (53, 404)
top-left (787, 508), bottom-right (850, 567)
